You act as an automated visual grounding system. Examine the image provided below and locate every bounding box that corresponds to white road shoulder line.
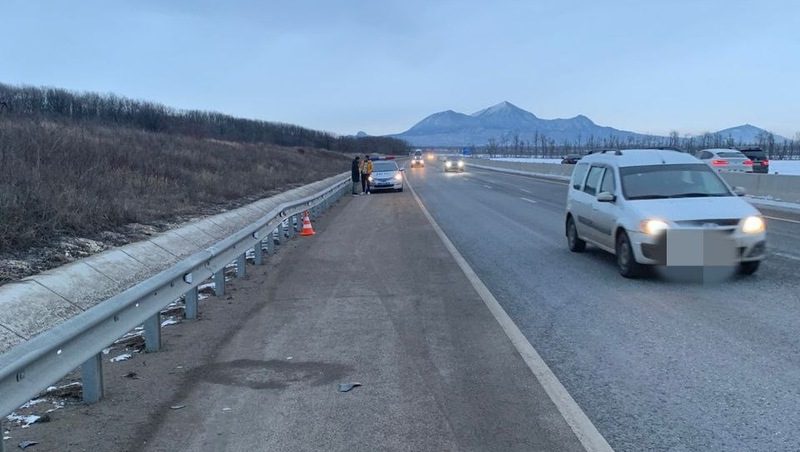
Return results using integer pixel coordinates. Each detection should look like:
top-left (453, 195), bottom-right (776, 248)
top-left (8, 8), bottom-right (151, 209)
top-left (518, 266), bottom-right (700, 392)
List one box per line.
top-left (406, 180), bottom-right (613, 452)
top-left (483, 184), bottom-right (493, 189)
top-left (519, 188), bottom-right (533, 194)
top-left (773, 251), bottom-right (800, 261)
top-left (764, 215), bottom-right (800, 225)
top-left (520, 197), bottom-right (538, 204)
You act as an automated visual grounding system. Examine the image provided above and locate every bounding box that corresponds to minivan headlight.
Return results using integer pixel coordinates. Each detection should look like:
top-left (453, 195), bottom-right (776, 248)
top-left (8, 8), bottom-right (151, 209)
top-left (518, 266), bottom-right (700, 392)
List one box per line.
top-left (742, 216), bottom-right (765, 234)
top-left (640, 219), bottom-right (669, 235)
top-left (445, 161), bottom-right (452, 167)
top-left (458, 160), bottom-right (464, 167)
top-left (394, 173), bottom-right (402, 181)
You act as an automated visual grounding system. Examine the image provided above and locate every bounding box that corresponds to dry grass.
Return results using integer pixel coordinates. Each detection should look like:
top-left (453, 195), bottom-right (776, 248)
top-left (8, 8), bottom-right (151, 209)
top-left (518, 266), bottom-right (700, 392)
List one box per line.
top-left (0, 118), bottom-right (349, 254)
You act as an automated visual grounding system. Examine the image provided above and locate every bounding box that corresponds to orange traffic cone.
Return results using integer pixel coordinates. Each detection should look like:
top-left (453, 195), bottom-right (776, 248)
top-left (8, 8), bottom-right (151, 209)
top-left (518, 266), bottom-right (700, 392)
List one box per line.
top-left (300, 211), bottom-right (316, 236)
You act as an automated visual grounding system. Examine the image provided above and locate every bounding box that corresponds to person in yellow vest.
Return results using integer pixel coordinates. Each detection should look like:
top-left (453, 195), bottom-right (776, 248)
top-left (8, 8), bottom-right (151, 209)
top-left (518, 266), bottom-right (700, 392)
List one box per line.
top-left (360, 155), bottom-right (373, 195)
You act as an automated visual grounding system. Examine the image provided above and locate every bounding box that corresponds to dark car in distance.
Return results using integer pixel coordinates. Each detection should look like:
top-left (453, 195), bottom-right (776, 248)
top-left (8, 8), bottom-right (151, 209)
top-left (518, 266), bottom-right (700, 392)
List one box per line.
top-left (561, 154), bottom-right (582, 164)
top-left (738, 147), bottom-right (769, 173)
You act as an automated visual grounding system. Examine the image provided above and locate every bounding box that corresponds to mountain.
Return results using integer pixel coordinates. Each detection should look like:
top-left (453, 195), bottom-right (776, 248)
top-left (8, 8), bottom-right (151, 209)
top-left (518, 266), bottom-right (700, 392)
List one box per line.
top-left (392, 101), bottom-right (648, 147)
top-left (390, 102), bottom-right (786, 148)
top-left (709, 124), bottom-right (789, 144)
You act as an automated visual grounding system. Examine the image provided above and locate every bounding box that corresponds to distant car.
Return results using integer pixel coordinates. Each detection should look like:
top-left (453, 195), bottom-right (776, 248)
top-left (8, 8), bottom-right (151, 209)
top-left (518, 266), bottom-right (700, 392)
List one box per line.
top-left (695, 149), bottom-right (753, 173)
top-left (561, 154), bottom-right (582, 164)
top-left (444, 156), bottom-right (465, 172)
top-left (565, 149), bottom-right (766, 277)
top-left (410, 149), bottom-right (424, 167)
top-left (738, 147), bottom-right (769, 173)
top-left (368, 159), bottom-right (404, 192)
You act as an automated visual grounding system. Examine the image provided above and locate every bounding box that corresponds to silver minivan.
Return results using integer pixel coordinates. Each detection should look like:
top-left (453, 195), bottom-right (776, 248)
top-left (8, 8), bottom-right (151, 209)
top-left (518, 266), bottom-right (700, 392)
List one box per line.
top-left (565, 149), bottom-right (766, 278)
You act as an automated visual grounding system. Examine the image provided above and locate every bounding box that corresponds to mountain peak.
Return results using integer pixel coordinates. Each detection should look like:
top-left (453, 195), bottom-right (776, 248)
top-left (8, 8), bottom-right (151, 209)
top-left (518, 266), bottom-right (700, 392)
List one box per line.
top-left (472, 101), bottom-right (529, 117)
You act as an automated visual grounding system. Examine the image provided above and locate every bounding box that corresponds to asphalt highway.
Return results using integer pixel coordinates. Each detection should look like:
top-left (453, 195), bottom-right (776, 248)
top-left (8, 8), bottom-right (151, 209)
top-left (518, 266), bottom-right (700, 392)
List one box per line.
top-left (407, 161), bottom-right (800, 451)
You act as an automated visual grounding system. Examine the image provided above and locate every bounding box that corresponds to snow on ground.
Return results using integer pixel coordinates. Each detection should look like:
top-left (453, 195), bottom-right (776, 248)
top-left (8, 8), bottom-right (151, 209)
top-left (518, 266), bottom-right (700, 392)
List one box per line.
top-left (6, 413), bottom-right (41, 427)
top-left (769, 160), bottom-right (800, 175)
top-left (110, 353), bottom-right (132, 363)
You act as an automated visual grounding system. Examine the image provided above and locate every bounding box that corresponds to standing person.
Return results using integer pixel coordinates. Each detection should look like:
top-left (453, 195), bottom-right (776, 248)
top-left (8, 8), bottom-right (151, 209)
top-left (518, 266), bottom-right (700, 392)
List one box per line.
top-left (351, 156), bottom-right (361, 195)
top-left (361, 155), bottom-right (373, 195)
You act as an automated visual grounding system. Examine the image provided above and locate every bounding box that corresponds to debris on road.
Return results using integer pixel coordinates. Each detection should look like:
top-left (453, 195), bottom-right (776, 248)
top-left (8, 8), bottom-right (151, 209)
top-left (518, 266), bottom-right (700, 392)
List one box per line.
top-left (169, 405), bottom-right (186, 410)
top-left (123, 372), bottom-right (139, 379)
top-left (222, 407), bottom-right (232, 412)
top-left (337, 382), bottom-right (362, 393)
top-left (18, 440), bottom-right (39, 450)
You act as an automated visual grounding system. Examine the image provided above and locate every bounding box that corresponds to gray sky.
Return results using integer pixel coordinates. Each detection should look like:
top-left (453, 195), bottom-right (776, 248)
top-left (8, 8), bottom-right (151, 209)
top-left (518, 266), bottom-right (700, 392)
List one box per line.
top-left (2, 0), bottom-right (798, 137)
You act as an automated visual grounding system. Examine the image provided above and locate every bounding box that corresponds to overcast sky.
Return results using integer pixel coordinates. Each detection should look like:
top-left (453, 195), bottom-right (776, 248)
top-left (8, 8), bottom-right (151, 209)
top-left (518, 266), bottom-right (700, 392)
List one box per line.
top-left (2, 0), bottom-right (798, 137)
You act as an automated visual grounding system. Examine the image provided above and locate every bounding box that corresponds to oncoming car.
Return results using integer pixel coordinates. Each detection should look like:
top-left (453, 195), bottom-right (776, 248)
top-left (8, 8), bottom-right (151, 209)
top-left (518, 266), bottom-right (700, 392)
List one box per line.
top-left (564, 149), bottom-right (766, 278)
top-left (443, 156), bottom-right (465, 172)
top-left (368, 159), bottom-right (404, 192)
top-left (410, 149), bottom-right (424, 168)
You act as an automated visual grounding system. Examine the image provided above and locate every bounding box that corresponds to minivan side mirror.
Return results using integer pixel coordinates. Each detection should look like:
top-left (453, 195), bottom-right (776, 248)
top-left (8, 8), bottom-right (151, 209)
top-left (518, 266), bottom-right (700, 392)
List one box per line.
top-left (733, 186), bottom-right (746, 196)
top-left (597, 192), bottom-right (616, 203)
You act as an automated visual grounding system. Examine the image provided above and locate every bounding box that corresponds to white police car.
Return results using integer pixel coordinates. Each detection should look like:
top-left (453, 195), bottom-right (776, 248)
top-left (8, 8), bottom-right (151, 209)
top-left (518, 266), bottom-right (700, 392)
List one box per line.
top-left (368, 159), bottom-right (404, 192)
top-left (565, 149), bottom-right (766, 278)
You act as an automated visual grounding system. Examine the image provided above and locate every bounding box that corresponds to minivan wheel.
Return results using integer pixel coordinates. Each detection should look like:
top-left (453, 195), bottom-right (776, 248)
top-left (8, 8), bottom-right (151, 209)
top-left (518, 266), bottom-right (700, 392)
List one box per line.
top-left (615, 231), bottom-right (642, 278)
top-left (566, 217), bottom-right (586, 252)
top-left (737, 260), bottom-right (760, 275)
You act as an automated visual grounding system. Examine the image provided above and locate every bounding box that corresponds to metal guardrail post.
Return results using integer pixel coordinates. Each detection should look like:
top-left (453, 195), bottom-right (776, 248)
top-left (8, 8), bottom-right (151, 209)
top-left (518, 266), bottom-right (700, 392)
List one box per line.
top-left (289, 215), bottom-right (297, 238)
top-left (81, 352), bottom-right (104, 403)
top-left (143, 313), bottom-right (161, 352)
top-left (265, 234), bottom-right (273, 255)
top-left (213, 270), bottom-right (225, 296)
top-left (236, 254), bottom-right (246, 278)
top-left (184, 287), bottom-right (198, 320)
top-left (253, 240), bottom-right (264, 265)
top-left (273, 227), bottom-right (281, 246)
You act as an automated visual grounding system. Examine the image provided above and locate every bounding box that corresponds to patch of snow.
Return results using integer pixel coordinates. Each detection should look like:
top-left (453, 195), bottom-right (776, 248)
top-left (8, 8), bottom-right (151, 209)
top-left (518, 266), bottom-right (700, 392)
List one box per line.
top-left (198, 282), bottom-right (215, 292)
top-left (110, 353), bottom-right (132, 363)
top-left (20, 399), bottom-right (46, 409)
top-left (6, 413), bottom-right (40, 427)
top-left (770, 160), bottom-right (800, 176)
top-left (161, 319), bottom-right (179, 327)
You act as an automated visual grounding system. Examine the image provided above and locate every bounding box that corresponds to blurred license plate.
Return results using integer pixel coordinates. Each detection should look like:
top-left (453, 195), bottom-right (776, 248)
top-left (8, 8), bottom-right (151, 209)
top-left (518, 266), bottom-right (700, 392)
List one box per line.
top-left (666, 229), bottom-right (737, 266)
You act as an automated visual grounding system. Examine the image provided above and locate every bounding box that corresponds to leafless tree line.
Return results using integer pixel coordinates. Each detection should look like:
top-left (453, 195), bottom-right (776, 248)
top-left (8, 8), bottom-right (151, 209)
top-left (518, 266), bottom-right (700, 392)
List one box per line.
top-left (0, 83), bottom-right (408, 155)
top-left (476, 129), bottom-right (800, 159)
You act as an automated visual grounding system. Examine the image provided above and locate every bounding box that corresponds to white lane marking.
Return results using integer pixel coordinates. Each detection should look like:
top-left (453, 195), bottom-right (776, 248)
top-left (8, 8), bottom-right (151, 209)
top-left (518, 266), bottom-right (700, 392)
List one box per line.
top-left (764, 215), bottom-right (800, 225)
top-left (483, 184), bottom-right (493, 189)
top-left (773, 251), bottom-right (800, 261)
top-left (406, 180), bottom-right (613, 452)
top-left (520, 197), bottom-right (538, 205)
top-left (519, 188), bottom-right (533, 194)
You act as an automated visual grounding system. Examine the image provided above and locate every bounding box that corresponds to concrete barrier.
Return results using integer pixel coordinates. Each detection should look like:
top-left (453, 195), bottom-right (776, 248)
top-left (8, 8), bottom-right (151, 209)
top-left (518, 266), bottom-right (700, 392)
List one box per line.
top-left (0, 173), bottom-right (348, 354)
top-left (468, 159), bottom-right (800, 203)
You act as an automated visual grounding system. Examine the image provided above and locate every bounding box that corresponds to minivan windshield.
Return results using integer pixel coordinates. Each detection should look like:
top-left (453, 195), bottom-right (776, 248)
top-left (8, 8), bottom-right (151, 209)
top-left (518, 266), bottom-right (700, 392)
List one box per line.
top-left (620, 164), bottom-right (732, 200)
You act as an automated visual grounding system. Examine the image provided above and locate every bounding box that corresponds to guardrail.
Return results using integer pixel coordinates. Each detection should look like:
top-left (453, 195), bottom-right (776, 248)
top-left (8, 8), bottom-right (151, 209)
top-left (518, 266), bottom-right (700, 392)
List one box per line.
top-left (0, 173), bottom-right (350, 445)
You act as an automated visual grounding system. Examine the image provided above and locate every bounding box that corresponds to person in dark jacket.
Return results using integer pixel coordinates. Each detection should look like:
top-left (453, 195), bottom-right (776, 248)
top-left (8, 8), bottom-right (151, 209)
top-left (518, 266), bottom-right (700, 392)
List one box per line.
top-left (351, 156), bottom-right (361, 195)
